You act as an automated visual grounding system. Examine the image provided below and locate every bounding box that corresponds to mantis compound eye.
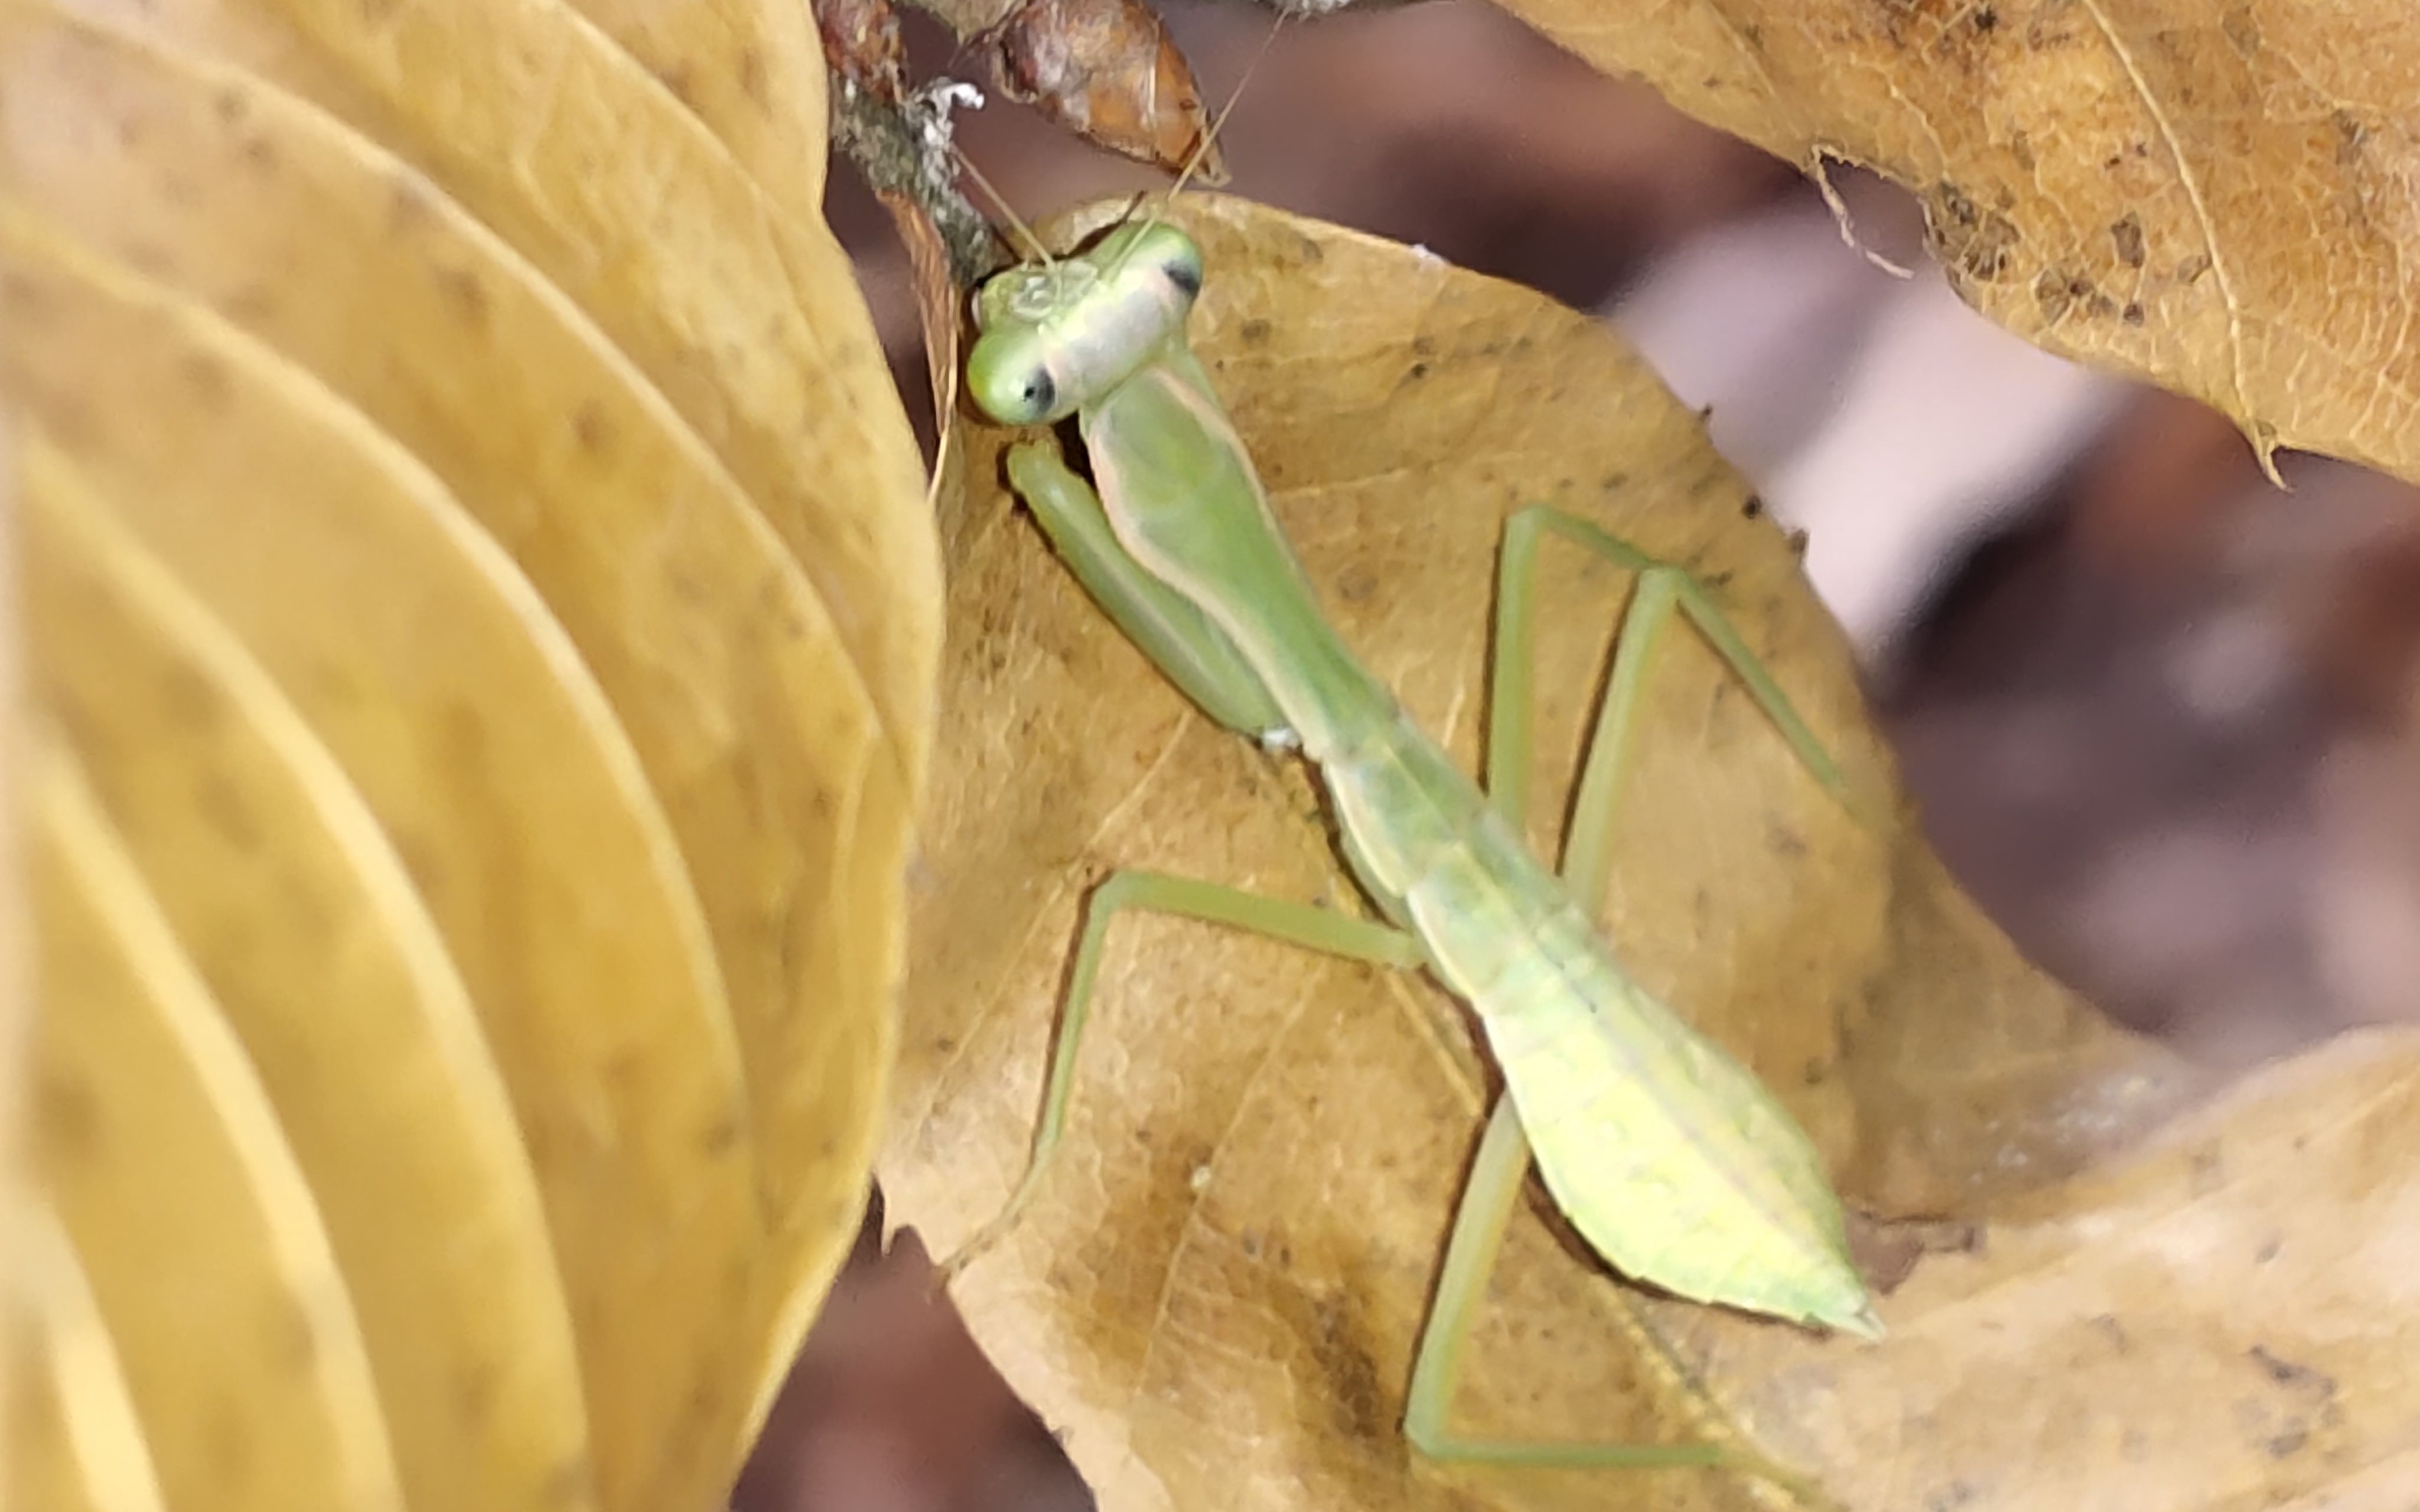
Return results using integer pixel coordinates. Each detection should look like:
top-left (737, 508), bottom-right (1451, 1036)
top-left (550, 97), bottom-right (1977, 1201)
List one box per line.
top-left (1012, 367), bottom-right (1056, 422)
top-left (1158, 242), bottom-right (1203, 299)
top-left (966, 322), bottom-right (1064, 426)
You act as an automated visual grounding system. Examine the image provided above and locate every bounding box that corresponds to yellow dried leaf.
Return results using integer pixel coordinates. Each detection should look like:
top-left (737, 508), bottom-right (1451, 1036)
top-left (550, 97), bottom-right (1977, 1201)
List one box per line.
top-left (1507, 0), bottom-right (2420, 483)
top-left (891, 196), bottom-right (2197, 1511)
top-left (5, 2), bottom-right (936, 1508)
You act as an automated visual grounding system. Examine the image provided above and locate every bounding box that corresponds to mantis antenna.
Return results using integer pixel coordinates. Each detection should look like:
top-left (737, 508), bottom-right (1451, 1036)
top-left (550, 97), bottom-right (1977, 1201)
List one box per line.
top-left (953, 146), bottom-right (1057, 271)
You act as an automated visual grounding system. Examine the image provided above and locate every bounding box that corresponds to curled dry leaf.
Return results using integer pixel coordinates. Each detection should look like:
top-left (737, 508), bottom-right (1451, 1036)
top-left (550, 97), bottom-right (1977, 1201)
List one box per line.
top-left (4, 5), bottom-right (936, 1512)
top-left (1501, 0), bottom-right (2420, 485)
top-left (986, 0), bottom-right (1227, 180)
top-left (881, 194), bottom-right (2336, 1511)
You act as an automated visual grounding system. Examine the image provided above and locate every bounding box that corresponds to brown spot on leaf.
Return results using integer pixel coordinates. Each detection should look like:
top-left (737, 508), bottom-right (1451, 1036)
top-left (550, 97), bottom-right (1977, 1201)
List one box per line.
top-left (194, 773), bottom-right (260, 851)
top-left (572, 399), bottom-right (615, 458)
top-left (2247, 1344), bottom-right (2334, 1396)
top-left (34, 1068), bottom-right (101, 1161)
top-left (433, 265), bottom-right (490, 330)
top-left (1929, 182), bottom-right (2021, 283)
top-left (2333, 110), bottom-right (2370, 167)
top-left (1305, 1293), bottom-right (1388, 1442)
top-left (2221, 5), bottom-right (2262, 56)
top-left (2034, 267), bottom-right (2076, 323)
top-left (656, 63), bottom-right (700, 109)
top-left (179, 351), bottom-right (232, 408)
top-left (2110, 212), bottom-right (2145, 268)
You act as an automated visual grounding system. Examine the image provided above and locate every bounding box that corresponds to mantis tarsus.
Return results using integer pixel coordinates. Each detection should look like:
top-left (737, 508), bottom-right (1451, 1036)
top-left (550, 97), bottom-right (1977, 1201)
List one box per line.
top-left (952, 208), bottom-right (1880, 1471)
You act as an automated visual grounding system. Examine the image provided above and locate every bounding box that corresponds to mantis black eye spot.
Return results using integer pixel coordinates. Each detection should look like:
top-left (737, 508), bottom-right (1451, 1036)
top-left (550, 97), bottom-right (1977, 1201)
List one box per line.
top-left (1162, 255), bottom-right (1203, 299)
top-left (1020, 370), bottom-right (1055, 416)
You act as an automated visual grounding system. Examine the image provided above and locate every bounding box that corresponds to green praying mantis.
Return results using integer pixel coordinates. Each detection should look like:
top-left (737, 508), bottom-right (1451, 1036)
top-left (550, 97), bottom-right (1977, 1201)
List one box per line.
top-left (944, 195), bottom-right (1881, 1471)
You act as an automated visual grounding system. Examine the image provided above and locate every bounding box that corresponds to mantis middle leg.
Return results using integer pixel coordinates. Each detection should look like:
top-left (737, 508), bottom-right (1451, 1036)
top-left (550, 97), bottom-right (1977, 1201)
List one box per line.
top-left (943, 868), bottom-right (1426, 1275)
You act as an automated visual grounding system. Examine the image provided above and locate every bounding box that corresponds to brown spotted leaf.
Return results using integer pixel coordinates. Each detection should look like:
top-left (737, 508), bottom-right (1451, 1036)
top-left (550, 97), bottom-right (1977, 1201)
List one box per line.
top-left (871, 195), bottom-right (2420, 1512)
top-left (1503, 0), bottom-right (2420, 483)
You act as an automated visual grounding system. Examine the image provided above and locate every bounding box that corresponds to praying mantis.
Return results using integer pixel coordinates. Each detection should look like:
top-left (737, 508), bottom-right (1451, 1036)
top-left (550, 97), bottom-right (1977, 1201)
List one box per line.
top-left (942, 195), bottom-right (1882, 1474)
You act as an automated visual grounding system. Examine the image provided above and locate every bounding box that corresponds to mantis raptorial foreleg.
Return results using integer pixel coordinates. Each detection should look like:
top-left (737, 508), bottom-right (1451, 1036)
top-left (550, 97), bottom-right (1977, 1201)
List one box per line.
top-left (1007, 441), bottom-right (1292, 747)
top-left (955, 430), bottom-right (1849, 1471)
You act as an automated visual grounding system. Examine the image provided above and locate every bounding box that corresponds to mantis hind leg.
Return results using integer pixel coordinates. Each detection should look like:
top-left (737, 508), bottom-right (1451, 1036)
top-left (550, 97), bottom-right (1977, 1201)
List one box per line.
top-left (1403, 502), bottom-right (1845, 1475)
top-left (940, 870), bottom-right (1425, 1278)
top-left (1489, 504), bottom-right (1848, 870)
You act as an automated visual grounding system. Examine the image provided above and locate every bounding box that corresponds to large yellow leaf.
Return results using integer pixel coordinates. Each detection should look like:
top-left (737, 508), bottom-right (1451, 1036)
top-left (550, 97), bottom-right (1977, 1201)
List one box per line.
top-left (881, 195), bottom-right (2409, 1511)
top-left (4, 3), bottom-right (937, 1510)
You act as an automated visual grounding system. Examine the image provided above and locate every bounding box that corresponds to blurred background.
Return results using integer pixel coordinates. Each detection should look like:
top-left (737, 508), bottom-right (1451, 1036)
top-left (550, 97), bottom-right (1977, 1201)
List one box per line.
top-left (745, 4), bottom-right (2420, 1504)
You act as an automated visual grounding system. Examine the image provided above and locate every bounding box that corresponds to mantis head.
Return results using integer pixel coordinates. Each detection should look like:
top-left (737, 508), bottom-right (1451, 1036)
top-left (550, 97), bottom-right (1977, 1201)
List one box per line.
top-left (966, 220), bottom-right (1206, 427)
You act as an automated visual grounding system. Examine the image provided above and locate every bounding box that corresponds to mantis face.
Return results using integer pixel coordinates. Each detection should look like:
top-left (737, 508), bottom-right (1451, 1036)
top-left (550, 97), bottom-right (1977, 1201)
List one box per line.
top-left (965, 220), bottom-right (1206, 427)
